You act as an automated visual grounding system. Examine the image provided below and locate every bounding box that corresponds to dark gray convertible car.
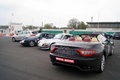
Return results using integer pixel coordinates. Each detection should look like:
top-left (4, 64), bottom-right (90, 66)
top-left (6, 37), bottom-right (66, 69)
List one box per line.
top-left (50, 34), bottom-right (114, 73)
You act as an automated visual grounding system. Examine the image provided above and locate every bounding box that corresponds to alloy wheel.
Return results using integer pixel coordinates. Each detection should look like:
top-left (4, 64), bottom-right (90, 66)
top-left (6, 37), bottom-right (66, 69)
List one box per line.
top-left (12, 38), bottom-right (16, 42)
top-left (110, 46), bottom-right (114, 56)
top-left (98, 55), bottom-right (105, 73)
top-left (29, 41), bottom-right (35, 47)
top-left (101, 55), bottom-right (105, 71)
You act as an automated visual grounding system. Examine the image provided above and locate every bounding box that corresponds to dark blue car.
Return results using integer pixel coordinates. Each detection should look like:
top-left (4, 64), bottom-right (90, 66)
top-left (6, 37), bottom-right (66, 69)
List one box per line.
top-left (113, 32), bottom-right (120, 39)
top-left (20, 33), bottom-right (55, 47)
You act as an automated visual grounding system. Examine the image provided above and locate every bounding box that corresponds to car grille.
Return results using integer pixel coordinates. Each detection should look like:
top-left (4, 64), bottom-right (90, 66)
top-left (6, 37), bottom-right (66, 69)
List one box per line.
top-left (54, 46), bottom-right (80, 58)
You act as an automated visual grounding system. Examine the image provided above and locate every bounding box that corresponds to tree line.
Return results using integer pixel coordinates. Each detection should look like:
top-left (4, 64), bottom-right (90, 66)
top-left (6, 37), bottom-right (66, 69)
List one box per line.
top-left (23, 18), bottom-right (88, 30)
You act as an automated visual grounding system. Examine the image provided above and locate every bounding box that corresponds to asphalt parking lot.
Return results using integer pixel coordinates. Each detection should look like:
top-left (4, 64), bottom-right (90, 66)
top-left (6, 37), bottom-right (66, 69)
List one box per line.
top-left (0, 36), bottom-right (120, 80)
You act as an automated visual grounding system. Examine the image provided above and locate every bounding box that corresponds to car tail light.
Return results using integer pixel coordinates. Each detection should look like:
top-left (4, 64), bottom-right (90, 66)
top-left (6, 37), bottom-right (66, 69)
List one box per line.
top-left (50, 45), bottom-right (57, 53)
top-left (76, 49), bottom-right (96, 57)
top-left (30, 34), bottom-right (35, 36)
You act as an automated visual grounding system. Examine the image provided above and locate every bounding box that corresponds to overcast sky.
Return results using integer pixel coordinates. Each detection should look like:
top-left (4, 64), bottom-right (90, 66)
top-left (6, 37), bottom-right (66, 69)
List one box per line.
top-left (0, 0), bottom-right (120, 27)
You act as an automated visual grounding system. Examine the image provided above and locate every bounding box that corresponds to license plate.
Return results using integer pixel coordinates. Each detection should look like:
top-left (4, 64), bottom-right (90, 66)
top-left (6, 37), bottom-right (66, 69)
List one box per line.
top-left (56, 57), bottom-right (74, 64)
top-left (57, 49), bottom-right (73, 54)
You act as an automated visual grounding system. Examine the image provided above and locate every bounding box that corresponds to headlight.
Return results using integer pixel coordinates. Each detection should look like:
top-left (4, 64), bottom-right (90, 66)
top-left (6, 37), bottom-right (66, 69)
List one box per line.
top-left (43, 42), bottom-right (49, 46)
top-left (20, 40), bottom-right (25, 43)
top-left (41, 42), bottom-right (49, 46)
top-left (38, 40), bottom-right (41, 44)
top-left (21, 40), bottom-right (24, 42)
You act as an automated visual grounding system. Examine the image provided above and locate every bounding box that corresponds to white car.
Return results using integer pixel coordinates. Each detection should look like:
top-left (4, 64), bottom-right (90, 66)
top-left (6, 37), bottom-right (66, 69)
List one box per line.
top-left (38, 33), bottom-right (72, 50)
top-left (12, 31), bottom-right (38, 42)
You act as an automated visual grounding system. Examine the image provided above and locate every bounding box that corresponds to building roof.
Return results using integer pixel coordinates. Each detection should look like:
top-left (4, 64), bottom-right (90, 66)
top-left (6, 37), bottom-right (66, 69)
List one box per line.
top-left (0, 25), bottom-right (9, 29)
top-left (9, 23), bottom-right (22, 25)
top-left (87, 22), bottom-right (120, 24)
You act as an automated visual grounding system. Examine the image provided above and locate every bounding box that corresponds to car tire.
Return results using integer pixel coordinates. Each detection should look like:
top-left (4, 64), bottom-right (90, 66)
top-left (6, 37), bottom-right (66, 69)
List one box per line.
top-left (12, 37), bottom-right (16, 42)
top-left (109, 46), bottom-right (114, 56)
top-left (97, 55), bottom-right (105, 73)
top-left (113, 37), bottom-right (115, 39)
top-left (29, 41), bottom-right (35, 47)
top-left (52, 62), bottom-right (58, 66)
top-left (115, 37), bottom-right (118, 40)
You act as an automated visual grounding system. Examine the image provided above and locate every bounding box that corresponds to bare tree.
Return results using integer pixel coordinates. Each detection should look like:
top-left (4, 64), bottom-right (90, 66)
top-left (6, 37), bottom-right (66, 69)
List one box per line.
top-left (67, 18), bottom-right (80, 29)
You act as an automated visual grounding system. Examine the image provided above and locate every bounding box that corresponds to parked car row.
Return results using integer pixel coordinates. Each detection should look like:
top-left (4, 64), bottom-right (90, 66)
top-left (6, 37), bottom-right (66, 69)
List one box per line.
top-left (11, 31), bottom-right (115, 73)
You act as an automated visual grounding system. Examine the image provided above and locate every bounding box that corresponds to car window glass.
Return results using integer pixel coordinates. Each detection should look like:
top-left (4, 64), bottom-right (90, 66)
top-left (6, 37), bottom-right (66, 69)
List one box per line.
top-left (101, 35), bottom-right (106, 42)
top-left (97, 34), bottom-right (106, 43)
top-left (40, 34), bottom-right (45, 38)
top-left (32, 31), bottom-right (38, 34)
top-left (23, 31), bottom-right (27, 34)
top-left (54, 34), bottom-right (63, 39)
top-left (22, 31), bottom-right (25, 34)
top-left (63, 35), bottom-right (71, 39)
top-left (47, 34), bottom-right (54, 38)
top-left (26, 32), bottom-right (30, 34)
top-left (17, 32), bottom-right (23, 35)
top-left (115, 33), bottom-right (117, 35)
top-left (118, 32), bottom-right (120, 35)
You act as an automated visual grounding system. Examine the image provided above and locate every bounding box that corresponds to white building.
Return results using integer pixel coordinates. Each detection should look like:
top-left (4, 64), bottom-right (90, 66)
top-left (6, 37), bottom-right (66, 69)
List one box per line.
top-left (9, 23), bottom-right (23, 34)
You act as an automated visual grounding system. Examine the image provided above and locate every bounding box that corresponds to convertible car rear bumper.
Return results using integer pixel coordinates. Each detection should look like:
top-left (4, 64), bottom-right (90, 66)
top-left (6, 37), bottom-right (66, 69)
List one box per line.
top-left (50, 53), bottom-right (102, 71)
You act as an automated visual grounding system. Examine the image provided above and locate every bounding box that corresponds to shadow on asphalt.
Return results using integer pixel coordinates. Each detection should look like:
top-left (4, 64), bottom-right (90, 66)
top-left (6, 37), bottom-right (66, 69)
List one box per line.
top-left (53, 65), bottom-right (101, 79)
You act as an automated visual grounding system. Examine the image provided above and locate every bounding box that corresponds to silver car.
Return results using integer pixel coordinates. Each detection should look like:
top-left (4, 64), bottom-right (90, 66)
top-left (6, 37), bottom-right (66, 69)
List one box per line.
top-left (12, 31), bottom-right (38, 42)
top-left (38, 33), bottom-right (72, 50)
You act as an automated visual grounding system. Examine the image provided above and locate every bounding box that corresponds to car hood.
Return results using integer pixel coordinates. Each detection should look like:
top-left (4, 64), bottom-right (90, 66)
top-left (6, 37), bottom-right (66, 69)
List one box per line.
top-left (39, 38), bottom-right (64, 44)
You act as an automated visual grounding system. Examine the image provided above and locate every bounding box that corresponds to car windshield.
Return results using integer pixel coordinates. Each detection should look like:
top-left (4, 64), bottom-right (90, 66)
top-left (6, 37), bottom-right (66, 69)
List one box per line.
top-left (17, 32), bottom-right (23, 35)
top-left (36, 33), bottom-right (41, 37)
top-left (54, 34), bottom-right (63, 39)
top-left (17, 31), bottom-right (25, 35)
top-left (32, 31), bottom-right (38, 34)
